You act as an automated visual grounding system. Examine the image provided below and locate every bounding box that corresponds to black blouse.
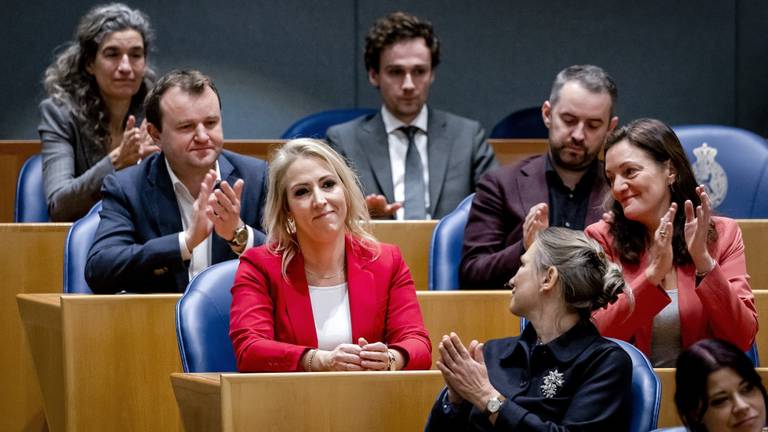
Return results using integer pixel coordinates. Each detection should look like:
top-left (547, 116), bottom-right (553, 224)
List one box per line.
top-left (425, 321), bottom-right (633, 431)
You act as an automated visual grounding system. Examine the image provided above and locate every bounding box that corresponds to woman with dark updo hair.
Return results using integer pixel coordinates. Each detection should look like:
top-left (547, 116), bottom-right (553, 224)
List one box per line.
top-left (39, 3), bottom-right (157, 221)
top-left (426, 227), bottom-right (633, 430)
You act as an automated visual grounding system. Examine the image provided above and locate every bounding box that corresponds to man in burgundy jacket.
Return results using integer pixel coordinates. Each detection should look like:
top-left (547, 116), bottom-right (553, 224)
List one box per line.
top-left (460, 65), bottom-right (619, 289)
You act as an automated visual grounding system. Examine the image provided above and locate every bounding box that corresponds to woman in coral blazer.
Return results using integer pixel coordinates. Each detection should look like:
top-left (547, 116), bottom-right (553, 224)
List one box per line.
top-left (586, 118), bottom-right (756, 366)
top-left (230, 138), bottom-right (431, 372)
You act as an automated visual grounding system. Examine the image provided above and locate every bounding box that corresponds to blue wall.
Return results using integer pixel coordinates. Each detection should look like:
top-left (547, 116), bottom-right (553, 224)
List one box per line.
top-left (2, 0), bottom-right (766, 139)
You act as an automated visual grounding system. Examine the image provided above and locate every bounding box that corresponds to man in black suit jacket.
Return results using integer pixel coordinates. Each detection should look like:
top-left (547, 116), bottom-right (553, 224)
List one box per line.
top-left (460, 65), bottom-right (619, 289)
top-left (86, 70), bottom-right (267, 294)
top-left (327, 12), bottom-right (497, 220)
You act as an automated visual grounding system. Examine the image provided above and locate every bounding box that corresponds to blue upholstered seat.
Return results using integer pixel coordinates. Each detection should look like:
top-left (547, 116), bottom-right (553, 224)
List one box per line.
top-left (428, 193), bottom-right (474, 290)
top-left (489, 106), bottom-right (548, 139)
top-left (673, 125), bottom-right (768, 218)
top-left (176, 259), bottom-right (239, 373)
top-left (281, 108), bottom-right (377, 139)
top-left (63, 201), bottom-right (101, 294)
top-left (15, 154), bottom-right (49, 222)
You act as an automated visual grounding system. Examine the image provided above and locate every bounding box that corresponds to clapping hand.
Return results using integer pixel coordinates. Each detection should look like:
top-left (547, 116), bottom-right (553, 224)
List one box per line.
top-left (436, 332), bottom-right (497, 410)
top-left (645, 203), bottom-right (676, 285)
top-left (684, 185), bottom-right (716, 274)
top-left (523, 203), bottom-right (549, 250)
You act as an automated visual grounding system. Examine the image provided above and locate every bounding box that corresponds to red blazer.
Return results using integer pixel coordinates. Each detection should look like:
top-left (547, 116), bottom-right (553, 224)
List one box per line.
top-left (586, 217), bottom-right (757, 357)
top-left (229, 236), bottom-right (432, 372)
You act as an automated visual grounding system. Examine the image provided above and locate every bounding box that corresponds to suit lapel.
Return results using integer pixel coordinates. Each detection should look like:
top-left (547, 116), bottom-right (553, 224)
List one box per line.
top-left (345, 236), bottom-right (376, 340)
top-left (145, 154), bottom-right (184, 236)
top-left (360, 113), bottom-right (395, 202)
top-left (517, 156), bottom-right (549, 214)
top-left (283, 253), bottom-right (319, 347)
top-left (426, 110), bottom-right (452, 217)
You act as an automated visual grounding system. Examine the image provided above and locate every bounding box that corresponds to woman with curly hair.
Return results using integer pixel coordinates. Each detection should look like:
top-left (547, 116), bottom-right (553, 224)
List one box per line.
top-left (39, 3), bottom-right (157, 221)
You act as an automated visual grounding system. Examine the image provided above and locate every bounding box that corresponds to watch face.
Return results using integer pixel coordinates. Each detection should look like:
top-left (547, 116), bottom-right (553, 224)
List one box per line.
top-left (487, 397), bottom-right (502, 413)
top-left (232, 226), bottom-right (248, 246)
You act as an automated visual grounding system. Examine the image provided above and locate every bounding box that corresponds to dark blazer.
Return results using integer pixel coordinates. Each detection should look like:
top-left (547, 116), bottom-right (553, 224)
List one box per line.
top-left (85, 150), bottom-right (267, 294)
top-left (326, 109), bottom-right (497, 219)
top-left (229, 236), bottom-right (432, 372)
top-left (460, 155), bottom-right (608, 289)
top-left (39, 97), bottom-right (143, 221)
top-left (425, 321), bottom-right (632, 431)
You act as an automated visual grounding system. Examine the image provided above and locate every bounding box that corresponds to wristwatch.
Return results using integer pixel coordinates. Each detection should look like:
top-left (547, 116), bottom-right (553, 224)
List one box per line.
top-left (485, 395), bottom-right (504, 415)
top-left (227, 225), bottom-right (248, 247)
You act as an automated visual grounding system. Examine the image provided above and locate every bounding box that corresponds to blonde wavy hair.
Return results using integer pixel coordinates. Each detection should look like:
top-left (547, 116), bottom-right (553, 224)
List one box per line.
top-left (263, 138), bottom-right (378, 277)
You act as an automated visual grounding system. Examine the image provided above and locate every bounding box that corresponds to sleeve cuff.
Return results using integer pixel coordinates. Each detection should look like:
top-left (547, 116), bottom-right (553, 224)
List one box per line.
top-left (178, 232), bottom-right (192, 261)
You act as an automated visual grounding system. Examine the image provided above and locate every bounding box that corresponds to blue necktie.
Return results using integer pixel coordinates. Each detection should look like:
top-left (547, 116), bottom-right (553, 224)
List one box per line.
top-left (401, 126), bottom-right (427, 219)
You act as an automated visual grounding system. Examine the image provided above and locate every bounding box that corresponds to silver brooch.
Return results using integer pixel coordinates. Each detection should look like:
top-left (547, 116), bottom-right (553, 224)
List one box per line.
top-left (541, 369), bottom-right (564, 399)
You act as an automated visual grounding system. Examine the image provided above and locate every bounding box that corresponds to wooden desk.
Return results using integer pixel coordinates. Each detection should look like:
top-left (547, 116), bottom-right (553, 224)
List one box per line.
top-left (15, 289), bottom-right (517, 431)
top-left (370, 220), bottom-right (437, 290)
top-left (0, 223), bottom-right (68, 432)
top-left (1, 139), bottom-right (546, 222)
top-left (17, 293), bottom-right (184, 432)
top-left (418, 291), bottom-right (519, 367)
top-left (172, 371), bottom-right (445, 432)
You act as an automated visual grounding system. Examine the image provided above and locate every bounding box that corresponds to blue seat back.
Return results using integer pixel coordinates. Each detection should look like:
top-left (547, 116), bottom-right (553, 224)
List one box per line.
top-left (428, 193), bottom-right (475, 290)
top-left (15, 154), bottom-right (49, 222)
top-left (609, 338), bottom-right (662, 432)
top-left (63, 201), bottom-right (102, 293)
top-left (281, 108), bottom-right (377, 139)
top-left (673, 125), bottom-right (768, 218)
top-left (519, 319), bottom-right (660, 432)
top-left (489, 106), bottom-right (548, 139)
top-left (176, 259), bottom-right (239, 373)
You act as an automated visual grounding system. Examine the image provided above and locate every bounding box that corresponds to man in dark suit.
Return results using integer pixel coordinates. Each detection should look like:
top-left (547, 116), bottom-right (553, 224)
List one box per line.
top-left (327, 12), bottom-right (497, 220)
top-left (85, 70), bottom-right (267, 294)
top-left (460, 65), bottom-right (619, 289)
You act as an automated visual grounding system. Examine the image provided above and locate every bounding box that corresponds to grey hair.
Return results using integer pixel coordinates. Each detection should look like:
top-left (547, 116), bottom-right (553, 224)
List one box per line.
top-left (531, 227), bottom-right (632, 320)
top-left (548, 64), bottom-right (617, 117)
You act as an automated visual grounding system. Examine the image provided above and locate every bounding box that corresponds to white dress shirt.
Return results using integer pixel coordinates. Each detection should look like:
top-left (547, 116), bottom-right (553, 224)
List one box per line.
top-left (164, 158), bottom-right (254, 279)
top-left (381, 105), bottom-right (431, 220)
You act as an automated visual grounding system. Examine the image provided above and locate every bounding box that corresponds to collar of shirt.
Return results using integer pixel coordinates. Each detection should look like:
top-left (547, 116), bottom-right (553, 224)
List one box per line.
top-left (381, 104), bottom-right (429, 134)
top-left (544, 154), bottom-right (600, 196)
top-left (502, 320), bottom-right (601, 365)
top-left (163, 157), bottom-right (222, 204)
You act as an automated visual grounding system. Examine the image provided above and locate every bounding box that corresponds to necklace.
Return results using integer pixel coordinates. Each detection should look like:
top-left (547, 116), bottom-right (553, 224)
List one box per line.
top-left (305, 267), bottom-right (345, 280)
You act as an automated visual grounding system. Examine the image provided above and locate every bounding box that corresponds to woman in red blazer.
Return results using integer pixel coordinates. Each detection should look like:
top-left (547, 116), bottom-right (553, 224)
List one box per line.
top-left (230, 138), bottom-right (431, 372)
top-left (586, 118), bottom-right (757, 366)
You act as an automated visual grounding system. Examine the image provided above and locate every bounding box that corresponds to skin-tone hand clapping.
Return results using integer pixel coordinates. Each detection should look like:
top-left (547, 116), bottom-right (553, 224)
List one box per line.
top-left (183, 171), bottom-right (216, 252)
top-left (645, 203), bottom-right (676, 286)
top-left (437, 332), bottom-right (502, 424)
top-left (365, 194), bottom-right (403, 217)
top-left (523, 203), bottom-right (549, 250)
top-left (109, 115), bottom-right (159, 169)
top-left (206, 174), bottom-right (245, 241)
top-left (684, 186), bottom-right (716, 274)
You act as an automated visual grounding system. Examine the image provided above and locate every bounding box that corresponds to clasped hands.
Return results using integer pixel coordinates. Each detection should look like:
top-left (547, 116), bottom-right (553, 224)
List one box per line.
top-left (311, 337), bottom-right (399, 372)
top-left (184, 170), bottom-right (245, 252)
top-left (437, 332), bottom-right (500, 412)
top-left (110, 115), bottom-right (160, 170)
top-left (645, 185), bottom-right (716, 285)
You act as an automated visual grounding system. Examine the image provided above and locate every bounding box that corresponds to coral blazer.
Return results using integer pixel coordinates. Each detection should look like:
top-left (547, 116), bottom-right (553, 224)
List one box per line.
top-left (586, 217), bottom-right (757, 357)
top-left (230, 236), bottom-right (432, 372)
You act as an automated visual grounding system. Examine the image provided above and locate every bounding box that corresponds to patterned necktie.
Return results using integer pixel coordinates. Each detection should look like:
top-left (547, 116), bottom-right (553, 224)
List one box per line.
top-left (401, 126), bottom-right (426, 219)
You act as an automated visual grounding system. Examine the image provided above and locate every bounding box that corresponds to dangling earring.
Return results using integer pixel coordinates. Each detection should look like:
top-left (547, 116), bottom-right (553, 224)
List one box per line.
top-left (286, 216), bottom-right (296, 234)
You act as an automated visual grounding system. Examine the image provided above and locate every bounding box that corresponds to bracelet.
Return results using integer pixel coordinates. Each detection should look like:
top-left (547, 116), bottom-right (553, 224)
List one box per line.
top-left (696, 259), bottom-right (717, 278)
top-left (305, 349), bottom-right (317, 372)
top-left (387, 349), bottom-right (397, 371)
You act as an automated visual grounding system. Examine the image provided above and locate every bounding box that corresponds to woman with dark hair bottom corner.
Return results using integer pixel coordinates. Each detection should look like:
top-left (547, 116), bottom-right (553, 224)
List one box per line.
top-left (676, 338), bottom-right (767, 432)
top-left (425, 227), bottom-right (633, 431)
top-left (586, 118), bottom-right (757, 367)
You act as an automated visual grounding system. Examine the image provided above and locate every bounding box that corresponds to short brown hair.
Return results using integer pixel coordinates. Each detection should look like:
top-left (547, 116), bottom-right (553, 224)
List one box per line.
top-left (364, 11), bottom-right (440, 73)
top-left (143, 69), bottom-right (221, 131)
